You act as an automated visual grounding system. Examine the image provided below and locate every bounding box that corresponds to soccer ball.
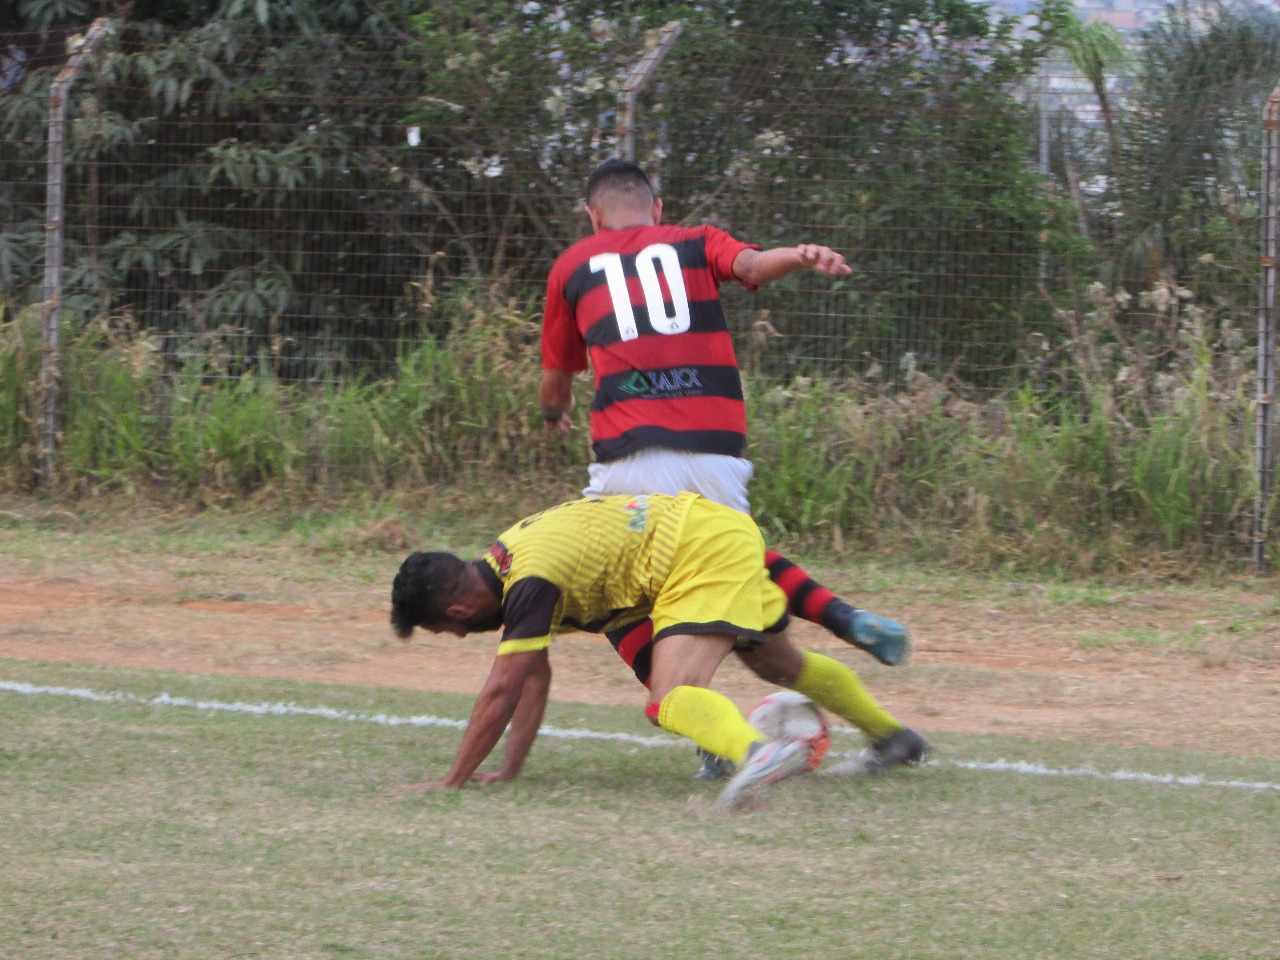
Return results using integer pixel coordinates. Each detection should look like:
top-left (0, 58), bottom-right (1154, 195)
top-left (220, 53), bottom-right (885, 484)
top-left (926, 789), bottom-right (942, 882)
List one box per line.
top-left (747, 691), bottom-right (831, 771)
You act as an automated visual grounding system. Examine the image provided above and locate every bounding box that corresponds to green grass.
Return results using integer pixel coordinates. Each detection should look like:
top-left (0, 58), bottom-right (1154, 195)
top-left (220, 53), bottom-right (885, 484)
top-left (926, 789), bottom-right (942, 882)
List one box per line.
top-left (1, 659), bottom-right (1277, 960)
top-left (1039, 581), bottom-right (1121, 608)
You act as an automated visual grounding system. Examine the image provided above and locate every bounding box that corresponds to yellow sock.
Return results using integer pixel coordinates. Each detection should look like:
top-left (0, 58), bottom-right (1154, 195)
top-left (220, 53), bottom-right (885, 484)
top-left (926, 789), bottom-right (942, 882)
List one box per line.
top-left (793, 650), bottom-right (901, 741)
top-left (655, 686), bottom-right (763, 765)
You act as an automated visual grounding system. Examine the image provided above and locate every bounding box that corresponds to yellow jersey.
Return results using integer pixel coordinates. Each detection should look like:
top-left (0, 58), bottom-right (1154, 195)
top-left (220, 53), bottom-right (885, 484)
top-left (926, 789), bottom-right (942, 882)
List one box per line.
top-left (479, 492), bottom-right (695, 656)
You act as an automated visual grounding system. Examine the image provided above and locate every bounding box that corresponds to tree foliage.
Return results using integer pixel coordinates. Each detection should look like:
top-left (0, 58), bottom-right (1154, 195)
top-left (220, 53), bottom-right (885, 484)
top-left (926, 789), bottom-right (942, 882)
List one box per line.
top-left (2, 0), bottom-right (429, 377)
top-left (0, 0), bottom-right (1270, 388)
top-left (1048, 0), bottom-right (1280, 340)
top-left (1120, 1), bottom-right (1280, 291)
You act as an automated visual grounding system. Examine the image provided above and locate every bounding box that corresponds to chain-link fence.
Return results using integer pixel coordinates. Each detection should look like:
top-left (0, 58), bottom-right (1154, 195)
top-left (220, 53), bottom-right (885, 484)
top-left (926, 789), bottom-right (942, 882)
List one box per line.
top-left (2, 7), bottom-right (1277, 566)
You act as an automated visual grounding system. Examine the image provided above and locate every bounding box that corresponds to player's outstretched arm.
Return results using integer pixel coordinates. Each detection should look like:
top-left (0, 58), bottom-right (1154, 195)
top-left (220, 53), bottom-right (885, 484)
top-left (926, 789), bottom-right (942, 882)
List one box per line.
top-left (733, 244), bottom-right (852, 287)
top-left (407, 650), bottom-right (542, 791)
top-left (471, 650), bottom-right (551, 784)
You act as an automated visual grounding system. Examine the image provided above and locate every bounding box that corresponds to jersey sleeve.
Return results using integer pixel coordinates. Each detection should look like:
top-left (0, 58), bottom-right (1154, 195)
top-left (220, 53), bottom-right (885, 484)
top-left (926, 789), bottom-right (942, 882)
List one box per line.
top-left (702, 225), bottom-right (762, 291)
top-left (496, 576), bottom-right (562, 656)
top-left (541, 258), bottom-right (589, 373)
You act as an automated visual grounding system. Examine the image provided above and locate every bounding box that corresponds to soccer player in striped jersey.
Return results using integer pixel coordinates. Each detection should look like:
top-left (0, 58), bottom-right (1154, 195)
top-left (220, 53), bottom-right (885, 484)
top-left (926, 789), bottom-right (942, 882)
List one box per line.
top-left (538, 160), bottom-right (922, 777)
top-left (390, 493), bottom-right (927, 811)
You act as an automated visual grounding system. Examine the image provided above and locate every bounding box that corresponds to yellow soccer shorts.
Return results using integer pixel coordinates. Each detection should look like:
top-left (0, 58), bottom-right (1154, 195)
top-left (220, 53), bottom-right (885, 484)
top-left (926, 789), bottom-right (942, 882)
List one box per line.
top-left (650, 496), bottom-right (789, 645)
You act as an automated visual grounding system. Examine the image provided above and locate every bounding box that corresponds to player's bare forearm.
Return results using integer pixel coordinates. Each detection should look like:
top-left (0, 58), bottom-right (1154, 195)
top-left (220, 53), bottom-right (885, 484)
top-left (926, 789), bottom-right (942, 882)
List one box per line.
top-left (417, 653), bottom-right (533, 789)
top-left (440, 687), bottom-right (519, 787)
top-left (486, 651), bottom-right (551, 781)
top-left (734, 244), bottom-right (852, 287)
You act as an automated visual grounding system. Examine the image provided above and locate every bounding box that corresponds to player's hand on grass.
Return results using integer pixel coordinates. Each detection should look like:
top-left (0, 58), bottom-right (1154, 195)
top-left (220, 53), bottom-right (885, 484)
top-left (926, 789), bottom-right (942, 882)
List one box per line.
top-left (402, 772), bottom-right (510, 791)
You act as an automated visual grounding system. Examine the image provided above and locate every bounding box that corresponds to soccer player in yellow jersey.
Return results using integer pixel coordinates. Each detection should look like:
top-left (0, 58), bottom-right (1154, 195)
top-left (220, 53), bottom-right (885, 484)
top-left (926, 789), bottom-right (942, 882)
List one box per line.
top-left (390, 492), bottom-right (927, 811)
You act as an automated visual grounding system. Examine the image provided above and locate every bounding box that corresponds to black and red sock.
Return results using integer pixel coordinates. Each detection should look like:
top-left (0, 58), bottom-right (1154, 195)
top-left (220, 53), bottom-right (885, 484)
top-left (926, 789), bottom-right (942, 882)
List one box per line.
top-left (764, 549), bottom-right (856, 639)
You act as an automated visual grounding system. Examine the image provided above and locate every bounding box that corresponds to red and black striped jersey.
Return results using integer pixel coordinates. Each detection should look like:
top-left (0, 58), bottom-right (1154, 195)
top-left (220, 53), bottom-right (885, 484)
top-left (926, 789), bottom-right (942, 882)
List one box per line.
top-left (542, 223), bottom-right (760, 463)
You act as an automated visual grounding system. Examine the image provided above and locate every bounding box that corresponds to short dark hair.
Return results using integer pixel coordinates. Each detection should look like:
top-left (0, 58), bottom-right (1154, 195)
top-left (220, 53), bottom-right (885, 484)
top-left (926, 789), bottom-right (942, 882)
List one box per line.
top-left (390, 551), bottom-right (468, 638)
top-left (586, 158), bottom-right (653, 206)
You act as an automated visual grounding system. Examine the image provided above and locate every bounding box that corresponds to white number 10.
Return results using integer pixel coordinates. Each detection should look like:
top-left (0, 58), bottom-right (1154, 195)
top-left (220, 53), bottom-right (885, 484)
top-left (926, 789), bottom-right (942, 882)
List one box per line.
top-left (589, 243), bottom-right (692, 342)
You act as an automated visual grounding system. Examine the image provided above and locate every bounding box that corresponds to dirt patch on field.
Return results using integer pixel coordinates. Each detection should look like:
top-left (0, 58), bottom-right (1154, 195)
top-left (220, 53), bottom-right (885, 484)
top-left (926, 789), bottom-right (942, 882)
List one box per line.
top-left (1, 565), bottom-right (1278, 759)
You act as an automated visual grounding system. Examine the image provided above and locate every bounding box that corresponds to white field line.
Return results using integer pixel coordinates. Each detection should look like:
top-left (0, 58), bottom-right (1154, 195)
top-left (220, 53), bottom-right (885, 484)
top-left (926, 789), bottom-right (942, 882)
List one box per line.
top-left (0, 679), bottom-right (670, 745)
top-left (937, 757), bottom-right (1280, 792)
top-left (4, 678), bottom-right (1280, 794)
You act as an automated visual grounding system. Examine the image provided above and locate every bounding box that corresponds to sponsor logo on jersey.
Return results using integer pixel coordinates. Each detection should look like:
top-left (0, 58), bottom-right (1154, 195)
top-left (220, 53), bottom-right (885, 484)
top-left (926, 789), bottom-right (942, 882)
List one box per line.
top-left (619, 371), bottom-right (652, 396)
top-left (488, 540), bottom-right (513, 576)
top-left (623, 496), bottom-right (649, 532)
top-left (618, 367), bottom-right (703, 399)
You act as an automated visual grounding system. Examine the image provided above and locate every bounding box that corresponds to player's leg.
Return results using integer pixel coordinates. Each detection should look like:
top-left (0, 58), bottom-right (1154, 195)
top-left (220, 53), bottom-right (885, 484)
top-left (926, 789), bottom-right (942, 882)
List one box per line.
top-left (740, 634), bottom-right (897, 740)
top-left (585, 449), bottom-right (909, 666)
top-left (643, 632), bottom-right (763, 766)
top-left (738, 631), bottom-right (930, 770)
top-left (608, 617), bottom-right (739, 779)
top-left (644, 631), bottom-right (816, 812)
top-left (764, 550), bottom-right (909, 666)
top-left (645, 498), bottom-right (815, 805)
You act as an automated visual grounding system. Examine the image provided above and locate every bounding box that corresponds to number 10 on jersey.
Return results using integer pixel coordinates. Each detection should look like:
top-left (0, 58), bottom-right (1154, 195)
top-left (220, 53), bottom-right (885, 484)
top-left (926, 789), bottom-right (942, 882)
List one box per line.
top-left (590, 244), bottom-right (692, 341)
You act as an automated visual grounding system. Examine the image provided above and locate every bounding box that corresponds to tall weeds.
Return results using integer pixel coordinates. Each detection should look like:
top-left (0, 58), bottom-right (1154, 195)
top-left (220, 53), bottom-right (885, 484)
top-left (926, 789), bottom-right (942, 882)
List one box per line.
top-left (748, 277), bottom-right (1262, 571)
top-left (0, 307), bottom-right (38, 486)
top-left (0, 278), bottom-right (1268, 574)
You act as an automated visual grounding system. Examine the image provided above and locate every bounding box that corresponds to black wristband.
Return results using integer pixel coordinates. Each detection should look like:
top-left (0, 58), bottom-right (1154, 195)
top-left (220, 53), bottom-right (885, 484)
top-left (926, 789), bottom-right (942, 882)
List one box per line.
top-left (542, 411), bottom-right (562, 423)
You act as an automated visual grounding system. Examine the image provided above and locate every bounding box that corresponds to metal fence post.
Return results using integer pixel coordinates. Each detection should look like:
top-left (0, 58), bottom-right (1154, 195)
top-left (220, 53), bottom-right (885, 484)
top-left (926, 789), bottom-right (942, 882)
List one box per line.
top-left (1255, 83), bottom-right (1280, 573)
top-left (38, 17), bottom-right (112, 488)
top-left (616, 20), bottom-right (682, 165)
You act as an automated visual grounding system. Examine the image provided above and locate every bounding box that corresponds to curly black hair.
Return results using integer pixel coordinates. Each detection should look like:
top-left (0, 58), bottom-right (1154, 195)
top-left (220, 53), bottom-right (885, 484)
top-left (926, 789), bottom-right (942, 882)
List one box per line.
top-left (389, 551), bottom-right (468, 638)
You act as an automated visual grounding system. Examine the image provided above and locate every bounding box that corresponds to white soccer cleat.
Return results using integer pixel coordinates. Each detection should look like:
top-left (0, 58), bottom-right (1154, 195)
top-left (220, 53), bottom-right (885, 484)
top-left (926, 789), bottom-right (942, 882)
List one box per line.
top-left (715, 737), bottom-right (813, 813)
